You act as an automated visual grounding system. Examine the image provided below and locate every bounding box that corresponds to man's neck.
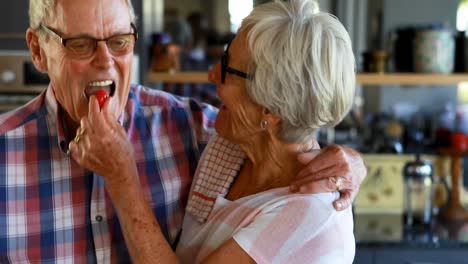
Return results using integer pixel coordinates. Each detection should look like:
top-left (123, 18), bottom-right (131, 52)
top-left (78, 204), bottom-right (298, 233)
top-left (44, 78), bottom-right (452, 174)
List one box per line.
top-left (62, 110), bottom-right (80, 142)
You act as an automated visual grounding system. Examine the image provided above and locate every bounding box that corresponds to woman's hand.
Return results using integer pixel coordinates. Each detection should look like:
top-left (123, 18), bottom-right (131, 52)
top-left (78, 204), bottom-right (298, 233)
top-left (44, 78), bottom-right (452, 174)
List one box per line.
top-left (68, 96), bottom-right (177, 263)
top-left (68, 95), bottom-right (138, 187)
top-left (290, 145), bottom-right (367, 211)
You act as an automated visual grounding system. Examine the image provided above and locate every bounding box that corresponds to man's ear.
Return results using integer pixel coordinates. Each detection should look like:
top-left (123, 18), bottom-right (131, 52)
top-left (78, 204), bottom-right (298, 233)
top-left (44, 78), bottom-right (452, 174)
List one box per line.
top-left (26, 28), bottom-right (48, 73)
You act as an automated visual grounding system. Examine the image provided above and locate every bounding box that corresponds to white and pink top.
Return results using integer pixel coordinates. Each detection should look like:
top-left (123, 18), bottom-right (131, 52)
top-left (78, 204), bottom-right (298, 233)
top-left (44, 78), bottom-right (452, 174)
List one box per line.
top-left (176, 135), bottom-right (355, 264)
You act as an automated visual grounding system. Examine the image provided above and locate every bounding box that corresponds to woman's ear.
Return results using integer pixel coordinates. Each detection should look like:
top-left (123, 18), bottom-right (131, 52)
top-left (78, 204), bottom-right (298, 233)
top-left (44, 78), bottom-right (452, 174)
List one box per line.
top-left (260, 108), bottom-right (281, 129)
top-left (26, 28), bottom-right (48, 73)
top-left (265, 113), bottom-right (281, 128)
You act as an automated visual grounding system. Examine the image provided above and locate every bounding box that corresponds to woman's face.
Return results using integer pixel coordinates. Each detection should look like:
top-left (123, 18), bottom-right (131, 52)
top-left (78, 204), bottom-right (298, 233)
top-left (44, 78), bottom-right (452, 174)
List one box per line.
top-left (208, 33), bottom-right (264, 143)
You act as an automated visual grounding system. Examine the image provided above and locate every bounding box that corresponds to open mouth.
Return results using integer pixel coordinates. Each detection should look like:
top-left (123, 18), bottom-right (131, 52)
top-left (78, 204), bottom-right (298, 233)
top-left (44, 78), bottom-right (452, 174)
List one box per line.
top-left (84, 80), bottom-right (116, 99)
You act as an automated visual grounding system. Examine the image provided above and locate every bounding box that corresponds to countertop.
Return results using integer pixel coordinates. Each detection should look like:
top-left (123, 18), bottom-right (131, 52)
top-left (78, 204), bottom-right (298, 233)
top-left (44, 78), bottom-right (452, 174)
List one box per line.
top-left (355, 213), bottom-right (468, 248)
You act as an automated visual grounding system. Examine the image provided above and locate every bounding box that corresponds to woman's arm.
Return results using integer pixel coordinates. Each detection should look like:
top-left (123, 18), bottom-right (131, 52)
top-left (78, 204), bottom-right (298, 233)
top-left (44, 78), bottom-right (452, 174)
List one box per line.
top-left (105, 169), bottom-right (179, 263)
top-left (202, 239), bottom-right (255, 264)
top-left (69, 97), bottom-right (179, 263)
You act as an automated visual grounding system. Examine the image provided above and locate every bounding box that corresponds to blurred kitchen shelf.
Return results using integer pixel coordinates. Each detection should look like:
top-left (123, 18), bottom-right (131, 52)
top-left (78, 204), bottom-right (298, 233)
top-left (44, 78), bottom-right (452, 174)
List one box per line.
top-left (148, 71), bottom-right (209, 83)
top-left (147, 71), bottom-right (468, 85)
top-left (0, 105), bottom-right (21, 112)
top-left (0, 33), bottom-right (25, 39)
top-left (0, 87), bottom-right (46, 94)
top-left (357, 73), bottom-right (468, 85)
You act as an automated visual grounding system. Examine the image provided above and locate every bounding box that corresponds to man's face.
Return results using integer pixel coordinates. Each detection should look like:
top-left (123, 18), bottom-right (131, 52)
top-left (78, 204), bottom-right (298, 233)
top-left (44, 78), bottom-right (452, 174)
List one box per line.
top-left (39, 0), bottom-right (134, 123)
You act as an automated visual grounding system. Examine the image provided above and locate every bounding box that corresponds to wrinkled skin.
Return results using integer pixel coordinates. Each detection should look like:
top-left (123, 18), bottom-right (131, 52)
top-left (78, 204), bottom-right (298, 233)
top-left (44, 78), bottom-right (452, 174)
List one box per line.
top-left (292, 145), bottom-right (366, 210)
top-left (69, 96), bottom-right (138, 188)
top-left (26, 0), bottom-right (134, 136)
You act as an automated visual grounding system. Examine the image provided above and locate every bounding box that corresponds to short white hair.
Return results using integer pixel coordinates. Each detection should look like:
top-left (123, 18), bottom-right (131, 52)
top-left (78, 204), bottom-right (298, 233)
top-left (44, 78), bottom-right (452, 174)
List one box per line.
top-left (29, 0), bottom-right (137, 29)
top-left (240, 0), bottom-right (356, 143)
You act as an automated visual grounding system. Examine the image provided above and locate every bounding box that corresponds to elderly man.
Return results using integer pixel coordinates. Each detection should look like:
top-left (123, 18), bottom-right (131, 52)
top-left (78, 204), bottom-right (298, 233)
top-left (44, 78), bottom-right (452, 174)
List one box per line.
top-left (0, 0), bottom-right (366, 262)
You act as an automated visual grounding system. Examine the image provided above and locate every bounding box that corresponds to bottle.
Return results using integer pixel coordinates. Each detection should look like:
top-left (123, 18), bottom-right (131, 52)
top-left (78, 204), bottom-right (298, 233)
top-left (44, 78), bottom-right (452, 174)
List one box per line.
top-left (435, 103), bottom-right (455, 148)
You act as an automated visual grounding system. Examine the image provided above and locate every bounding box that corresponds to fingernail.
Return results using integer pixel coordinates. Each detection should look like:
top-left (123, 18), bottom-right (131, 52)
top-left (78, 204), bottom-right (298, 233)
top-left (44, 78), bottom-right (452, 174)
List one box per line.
top-left (337, 202), bottom-right (342, 209)
top-left (66, 150), bottom-right (71, 157)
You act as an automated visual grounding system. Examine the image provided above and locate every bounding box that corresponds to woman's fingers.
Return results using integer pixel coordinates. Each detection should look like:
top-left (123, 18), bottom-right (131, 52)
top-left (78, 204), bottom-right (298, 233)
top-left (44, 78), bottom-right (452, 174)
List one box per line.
top-left (296, 145), bottom-right (349, 180)
top-left (333, 191), bottom-right (353, 211)
top-left (291, 176), bottom-right (352, 193)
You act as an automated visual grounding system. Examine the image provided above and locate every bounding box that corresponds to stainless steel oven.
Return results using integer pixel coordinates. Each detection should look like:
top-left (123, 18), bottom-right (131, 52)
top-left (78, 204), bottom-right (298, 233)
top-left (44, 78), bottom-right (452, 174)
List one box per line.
top-left (0, 51), bottom-right (49, 113)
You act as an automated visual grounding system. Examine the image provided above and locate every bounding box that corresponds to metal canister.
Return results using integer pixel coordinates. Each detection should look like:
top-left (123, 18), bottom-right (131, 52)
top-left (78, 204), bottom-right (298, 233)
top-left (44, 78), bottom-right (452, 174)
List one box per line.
top-left (414, 29), bottom-right (455, 74)
top-left (403, 158), bottom-right (434, 228)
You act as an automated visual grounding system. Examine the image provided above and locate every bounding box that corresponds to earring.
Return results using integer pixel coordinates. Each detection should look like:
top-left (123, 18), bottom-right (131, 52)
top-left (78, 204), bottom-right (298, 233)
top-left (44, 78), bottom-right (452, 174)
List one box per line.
top-left (260, 120), bottom-right (268, 130)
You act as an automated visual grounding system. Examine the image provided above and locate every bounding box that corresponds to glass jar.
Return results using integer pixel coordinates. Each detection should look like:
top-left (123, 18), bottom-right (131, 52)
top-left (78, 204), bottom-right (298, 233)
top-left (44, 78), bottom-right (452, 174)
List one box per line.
top-left (403, 159), bottom-right (434, 228)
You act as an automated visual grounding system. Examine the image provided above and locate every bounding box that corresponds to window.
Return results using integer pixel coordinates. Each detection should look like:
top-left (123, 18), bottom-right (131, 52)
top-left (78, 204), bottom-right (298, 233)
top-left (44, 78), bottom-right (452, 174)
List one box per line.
top-left (457, 0), bottom-right (468, 31)
top-left (457, 0), bottom-right (468, 104)
top-left (229, 0), bottom-right (253, 33)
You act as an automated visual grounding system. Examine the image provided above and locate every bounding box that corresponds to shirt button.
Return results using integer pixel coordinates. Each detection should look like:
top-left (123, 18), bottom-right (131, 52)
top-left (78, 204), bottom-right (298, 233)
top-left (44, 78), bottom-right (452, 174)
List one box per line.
top-left (95, 215), bottom-right (103, 222)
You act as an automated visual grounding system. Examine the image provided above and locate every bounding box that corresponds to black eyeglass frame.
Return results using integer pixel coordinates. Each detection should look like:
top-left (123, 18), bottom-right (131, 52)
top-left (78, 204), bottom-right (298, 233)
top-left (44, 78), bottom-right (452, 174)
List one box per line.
top-left (39, 23), bottom-right (139, 58)
top-left (221, 41), bottom-right (253, 84)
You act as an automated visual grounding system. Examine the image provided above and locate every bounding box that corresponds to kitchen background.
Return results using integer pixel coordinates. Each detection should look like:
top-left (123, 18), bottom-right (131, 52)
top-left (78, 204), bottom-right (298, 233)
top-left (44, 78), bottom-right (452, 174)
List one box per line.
top-left (2, 0), bottom-right (468, 263)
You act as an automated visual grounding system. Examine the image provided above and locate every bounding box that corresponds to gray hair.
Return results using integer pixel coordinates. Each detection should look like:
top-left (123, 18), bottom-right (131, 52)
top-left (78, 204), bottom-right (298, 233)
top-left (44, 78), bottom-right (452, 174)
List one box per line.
top-left (240, 0), bottom-right (356, 143)
top-left (29, 0), bottom-right (137, 29)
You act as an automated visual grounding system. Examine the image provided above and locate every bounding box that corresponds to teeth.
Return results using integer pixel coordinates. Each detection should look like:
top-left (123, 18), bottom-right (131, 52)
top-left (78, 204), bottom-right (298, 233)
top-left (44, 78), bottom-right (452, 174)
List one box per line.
top-left (88, 80), bottom-right (113, 86)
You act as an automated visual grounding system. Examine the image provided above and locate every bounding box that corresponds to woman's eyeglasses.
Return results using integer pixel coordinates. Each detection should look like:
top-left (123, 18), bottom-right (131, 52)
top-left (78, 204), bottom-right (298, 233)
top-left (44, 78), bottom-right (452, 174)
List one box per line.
top-left (40, 24), bottom-right (138, 59)
top-left (221, 41), bottom-right (253, 84)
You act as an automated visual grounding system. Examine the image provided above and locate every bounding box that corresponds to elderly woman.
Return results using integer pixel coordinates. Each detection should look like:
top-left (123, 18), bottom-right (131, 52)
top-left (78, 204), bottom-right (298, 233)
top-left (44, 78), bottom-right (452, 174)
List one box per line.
top-left (69, 0), bottom-right (357, 263)
top-left (175, 0), bottom-right (356, 262)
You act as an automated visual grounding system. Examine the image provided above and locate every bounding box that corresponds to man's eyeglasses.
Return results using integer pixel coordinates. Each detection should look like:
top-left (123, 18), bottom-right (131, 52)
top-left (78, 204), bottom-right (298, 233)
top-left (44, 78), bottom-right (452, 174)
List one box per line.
top-left (40, 24), bottom-right (138, 59)
top-left (221, 41), bottom-right (253, 84)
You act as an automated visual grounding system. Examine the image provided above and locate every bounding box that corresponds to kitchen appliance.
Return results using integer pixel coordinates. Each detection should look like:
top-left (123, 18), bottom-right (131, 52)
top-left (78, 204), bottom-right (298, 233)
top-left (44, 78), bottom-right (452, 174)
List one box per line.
top-left (0, 51), bottom-right (49, 92)
top-left (0, 51), bottom-right (48, 113)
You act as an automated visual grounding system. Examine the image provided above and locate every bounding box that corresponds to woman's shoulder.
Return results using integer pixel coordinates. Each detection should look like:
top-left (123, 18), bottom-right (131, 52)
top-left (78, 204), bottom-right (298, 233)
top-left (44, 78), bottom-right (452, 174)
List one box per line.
top-left (232, 189), bottom-right (355, 263)
top-left (240, 187), bottom-right (340, 211)
top-left (232, 188), bottom-right (352, 229)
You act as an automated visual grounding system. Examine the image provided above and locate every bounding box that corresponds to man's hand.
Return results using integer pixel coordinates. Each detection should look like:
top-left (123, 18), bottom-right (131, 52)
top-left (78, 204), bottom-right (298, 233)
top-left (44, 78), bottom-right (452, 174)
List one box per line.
top-left (290, 145), bottom-right (367, 211)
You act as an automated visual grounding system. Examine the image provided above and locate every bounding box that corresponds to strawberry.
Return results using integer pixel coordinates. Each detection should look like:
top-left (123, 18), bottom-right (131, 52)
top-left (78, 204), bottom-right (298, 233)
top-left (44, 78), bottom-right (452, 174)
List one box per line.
top-left (95, 90), bottom-right (109, 109)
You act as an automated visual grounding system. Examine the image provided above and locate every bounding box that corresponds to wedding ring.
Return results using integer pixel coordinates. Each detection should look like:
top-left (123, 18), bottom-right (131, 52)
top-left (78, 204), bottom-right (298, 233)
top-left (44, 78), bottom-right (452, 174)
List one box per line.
top-left (76, 127), bottom-right (85, 137)
top-left (335, 177), bottom-right (343, 191)
top-left (73, 126), bottom-right (86, 144)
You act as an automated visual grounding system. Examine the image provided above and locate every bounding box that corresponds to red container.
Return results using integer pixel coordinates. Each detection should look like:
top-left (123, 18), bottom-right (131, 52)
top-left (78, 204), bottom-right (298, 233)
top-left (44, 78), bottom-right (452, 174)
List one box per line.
top-left (451, 132), bottom-right (468, 153)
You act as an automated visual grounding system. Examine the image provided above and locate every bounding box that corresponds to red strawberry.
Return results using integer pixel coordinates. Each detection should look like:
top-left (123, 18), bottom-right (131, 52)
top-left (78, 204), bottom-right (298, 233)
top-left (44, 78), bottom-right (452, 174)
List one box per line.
top-left (95, 90), bottom-right (109, 109)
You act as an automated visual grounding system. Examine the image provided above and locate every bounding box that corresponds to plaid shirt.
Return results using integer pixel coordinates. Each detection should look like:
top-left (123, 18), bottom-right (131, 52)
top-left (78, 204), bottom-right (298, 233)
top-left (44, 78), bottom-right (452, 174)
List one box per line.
top-left (0, 84), bottom-right (217, 263)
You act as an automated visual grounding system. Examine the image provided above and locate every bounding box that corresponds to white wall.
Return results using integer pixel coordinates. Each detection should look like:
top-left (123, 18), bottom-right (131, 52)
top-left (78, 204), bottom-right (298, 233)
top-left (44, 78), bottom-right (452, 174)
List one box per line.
top-left (383, 0), bottom-right (459, 33)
